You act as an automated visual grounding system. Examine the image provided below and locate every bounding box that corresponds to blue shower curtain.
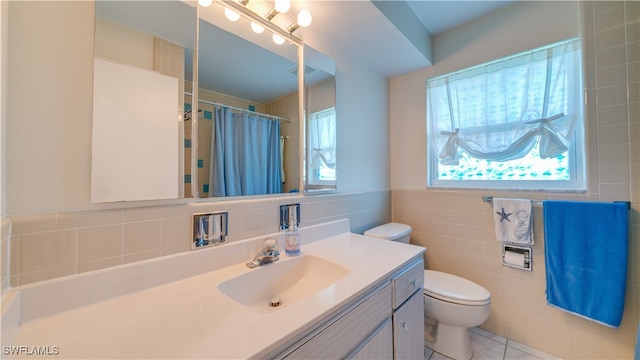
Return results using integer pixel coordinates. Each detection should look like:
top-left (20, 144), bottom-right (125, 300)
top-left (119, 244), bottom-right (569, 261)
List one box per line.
top-left (210, 106), bottom-right (282, 197)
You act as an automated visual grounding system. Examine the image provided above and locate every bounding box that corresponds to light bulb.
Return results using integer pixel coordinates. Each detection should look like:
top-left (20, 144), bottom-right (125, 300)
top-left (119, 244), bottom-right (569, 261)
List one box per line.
top-left (272, 33), bottom-right (285, 45)
top-left (224, 8), bottom-right (241, 21)
top-left (251, 22), bottom-right (265, 34)
top-left (274, 0), bottom-right (290, 13)
top-left (297, 10), bottom-right (312, 27)
top-left (198, 0), bottom-right (212, 7)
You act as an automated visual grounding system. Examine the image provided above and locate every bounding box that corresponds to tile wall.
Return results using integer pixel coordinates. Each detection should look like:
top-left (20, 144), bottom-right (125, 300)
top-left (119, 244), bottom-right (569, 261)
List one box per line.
top-left (266, 91), bottom-right (301, 194)
top-left (5, 190), bottom-right (390, 290)
top-left (392, 1), bottom-right (639, 359)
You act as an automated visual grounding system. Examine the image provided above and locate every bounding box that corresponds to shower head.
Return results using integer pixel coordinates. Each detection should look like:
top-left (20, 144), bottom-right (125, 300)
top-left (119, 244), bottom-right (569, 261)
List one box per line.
top-left (184, 108), bottom-right (202, 121)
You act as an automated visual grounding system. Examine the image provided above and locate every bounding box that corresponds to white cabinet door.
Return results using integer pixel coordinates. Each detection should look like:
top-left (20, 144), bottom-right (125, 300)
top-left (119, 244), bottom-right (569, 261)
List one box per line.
top-left (393, 291), bottom-right (424, 360)
top-left (350, 319), bottom-right (393, 359)
top-left (283, 284), bottom-right (391, 359)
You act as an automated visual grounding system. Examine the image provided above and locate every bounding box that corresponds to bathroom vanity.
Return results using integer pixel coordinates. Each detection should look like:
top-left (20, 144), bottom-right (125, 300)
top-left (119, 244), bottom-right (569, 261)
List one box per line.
top-left (1, 219), bottom-right (425, 359)
top-left (267, 256), bottom-right (424, 359)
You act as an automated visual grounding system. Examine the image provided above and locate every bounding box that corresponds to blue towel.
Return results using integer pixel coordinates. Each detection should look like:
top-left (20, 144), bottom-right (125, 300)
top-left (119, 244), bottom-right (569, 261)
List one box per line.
top-left (543, 201), bottom-right (628, 328)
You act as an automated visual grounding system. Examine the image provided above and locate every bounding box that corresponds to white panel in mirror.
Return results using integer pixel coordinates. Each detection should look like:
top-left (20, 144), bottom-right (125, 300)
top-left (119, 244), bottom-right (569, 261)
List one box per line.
top-left (93, 0), bottom-right (196, 201)
top-left (91, 58), bottom-right (179, 202)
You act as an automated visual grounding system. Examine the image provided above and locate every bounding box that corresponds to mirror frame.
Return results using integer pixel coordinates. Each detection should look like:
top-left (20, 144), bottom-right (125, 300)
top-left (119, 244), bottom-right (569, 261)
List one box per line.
top-left (302, 45), bottom-right (337, 193)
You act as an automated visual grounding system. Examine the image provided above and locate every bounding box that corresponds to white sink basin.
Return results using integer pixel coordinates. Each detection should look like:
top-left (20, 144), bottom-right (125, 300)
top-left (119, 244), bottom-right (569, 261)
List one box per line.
top-left (217, 255), bottom-right (350, 313)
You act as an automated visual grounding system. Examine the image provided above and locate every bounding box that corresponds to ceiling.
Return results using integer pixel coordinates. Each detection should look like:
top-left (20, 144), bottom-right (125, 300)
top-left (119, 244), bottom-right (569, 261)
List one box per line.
top-left (96, 1), bottom-right (515, 104)
top-left (290, 0), bottom-right (516, 77)
top-left (406, 1), bottom-right (515, 35)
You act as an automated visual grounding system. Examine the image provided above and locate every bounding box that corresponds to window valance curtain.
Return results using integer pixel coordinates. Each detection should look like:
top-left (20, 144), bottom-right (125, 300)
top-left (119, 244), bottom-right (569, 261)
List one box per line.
top-left (427, 38), bottom-right (582, 166)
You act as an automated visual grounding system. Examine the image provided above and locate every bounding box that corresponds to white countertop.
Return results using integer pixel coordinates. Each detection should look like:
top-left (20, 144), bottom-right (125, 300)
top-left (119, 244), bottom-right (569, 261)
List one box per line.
top-left (2, 220), bottom-right (424, 359)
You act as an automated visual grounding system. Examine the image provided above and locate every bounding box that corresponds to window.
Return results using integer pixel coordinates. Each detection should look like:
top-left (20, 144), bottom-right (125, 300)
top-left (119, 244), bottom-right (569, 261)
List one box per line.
top-left (427, 38), bottom-right (585, 191)
top-left (307, 107), bottom-right (336, 187)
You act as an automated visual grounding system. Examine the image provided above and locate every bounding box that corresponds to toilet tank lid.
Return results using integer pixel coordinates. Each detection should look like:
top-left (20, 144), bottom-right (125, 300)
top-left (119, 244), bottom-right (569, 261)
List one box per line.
top-left (364, 223), bottom-right (412, 240)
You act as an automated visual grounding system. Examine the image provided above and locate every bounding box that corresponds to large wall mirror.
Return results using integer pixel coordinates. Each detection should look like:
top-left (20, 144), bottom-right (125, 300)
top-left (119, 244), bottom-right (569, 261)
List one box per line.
top-left (191, 2), bottom-right (301, 198)
top-left (91, 0), bottom-right (337, 202)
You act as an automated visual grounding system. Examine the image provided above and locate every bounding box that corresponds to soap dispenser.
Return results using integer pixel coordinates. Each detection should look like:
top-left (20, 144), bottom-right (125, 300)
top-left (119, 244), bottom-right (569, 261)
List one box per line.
top-left (284, 207), bottom-right (301, 256)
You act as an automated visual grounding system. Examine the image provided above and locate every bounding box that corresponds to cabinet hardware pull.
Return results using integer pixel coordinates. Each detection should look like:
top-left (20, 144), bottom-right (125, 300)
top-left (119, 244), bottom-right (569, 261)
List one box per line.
top-left (400, 321), bottom-right (408, 330)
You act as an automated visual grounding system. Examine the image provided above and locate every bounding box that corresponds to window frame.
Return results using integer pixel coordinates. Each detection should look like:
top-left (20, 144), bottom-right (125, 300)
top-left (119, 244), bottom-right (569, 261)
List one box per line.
top-left (306, 107), bottom-right (337, 188)
top-left (427, 130), bottom-right (586, 191)
top-left (426, 39), bottom-right (586, 192)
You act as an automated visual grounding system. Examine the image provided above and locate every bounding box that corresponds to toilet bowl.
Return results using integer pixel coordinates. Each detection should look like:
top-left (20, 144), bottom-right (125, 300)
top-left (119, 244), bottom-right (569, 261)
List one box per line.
top-left (423, 270), bottom-right (491, 360)
top-left (364, 222), bottom-right (491, 360)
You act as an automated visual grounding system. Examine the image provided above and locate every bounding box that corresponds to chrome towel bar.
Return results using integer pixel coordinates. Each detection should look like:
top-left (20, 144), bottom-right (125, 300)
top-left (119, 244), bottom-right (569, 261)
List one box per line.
top-left (482, 196), bottom-right (631, 209)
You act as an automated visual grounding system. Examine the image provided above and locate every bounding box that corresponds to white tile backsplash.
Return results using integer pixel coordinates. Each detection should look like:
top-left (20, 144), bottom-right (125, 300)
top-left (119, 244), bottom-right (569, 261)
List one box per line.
top-left (3, 191), bottom-right (390, 288)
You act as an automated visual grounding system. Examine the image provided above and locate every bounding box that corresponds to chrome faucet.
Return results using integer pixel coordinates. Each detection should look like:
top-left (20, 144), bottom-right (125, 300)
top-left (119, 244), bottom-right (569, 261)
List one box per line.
top-left (246, 238), bottom-right (280, 268)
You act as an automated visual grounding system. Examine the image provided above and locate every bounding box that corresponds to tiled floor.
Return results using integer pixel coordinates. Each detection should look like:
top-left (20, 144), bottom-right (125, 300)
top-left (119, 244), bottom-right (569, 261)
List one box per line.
top-left (425, 327), bottom-right (562, 360)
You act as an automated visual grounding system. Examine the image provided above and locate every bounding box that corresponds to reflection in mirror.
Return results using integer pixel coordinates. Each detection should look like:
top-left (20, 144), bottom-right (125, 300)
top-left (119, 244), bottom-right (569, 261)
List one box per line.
top-left (92, 1), bottom-right (196, 201)
top-left (188, 2), bottom-right (301, 198)
top-left (304, 46), bottom-right (337, 192)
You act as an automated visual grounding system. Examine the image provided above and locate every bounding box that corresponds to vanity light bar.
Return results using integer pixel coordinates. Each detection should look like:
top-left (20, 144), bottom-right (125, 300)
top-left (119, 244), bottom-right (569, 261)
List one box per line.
top-left (219, 0), bottom-right (302, 46)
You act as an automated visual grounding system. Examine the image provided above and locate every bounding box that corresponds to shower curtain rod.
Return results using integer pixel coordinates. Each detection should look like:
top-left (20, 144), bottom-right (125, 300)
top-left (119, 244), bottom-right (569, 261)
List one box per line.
top-left (185, 93), bottom-right (291, 123)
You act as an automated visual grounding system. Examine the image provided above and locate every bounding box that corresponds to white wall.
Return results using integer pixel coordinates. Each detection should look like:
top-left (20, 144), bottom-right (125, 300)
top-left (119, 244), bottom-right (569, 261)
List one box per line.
top-left (1, 0), bottom-right (8, 295)
top-left (6, 1), bottom-right (95, 215)
top-left (1, 0), bottom-right (7, 215)
top-left (303, 28), bottom-right (390, 193)
top-left (390, 1), bottom-right (581, 189)
top-left (336, 61), bottom-right (390, 192)
top-left (94, 17), bottom-right (154, 70)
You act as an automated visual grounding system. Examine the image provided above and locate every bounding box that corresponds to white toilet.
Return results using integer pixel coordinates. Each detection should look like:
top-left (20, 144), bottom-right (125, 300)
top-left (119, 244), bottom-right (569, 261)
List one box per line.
top-left (364, 223), bottom-right (491, 360)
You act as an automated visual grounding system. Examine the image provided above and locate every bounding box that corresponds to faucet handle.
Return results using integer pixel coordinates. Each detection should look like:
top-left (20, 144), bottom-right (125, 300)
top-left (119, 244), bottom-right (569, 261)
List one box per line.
top-left (264, 238), bottom-right (277, 250)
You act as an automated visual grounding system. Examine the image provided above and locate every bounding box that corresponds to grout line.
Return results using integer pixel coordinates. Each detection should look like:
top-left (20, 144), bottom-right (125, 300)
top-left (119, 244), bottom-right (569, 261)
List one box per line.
top-left (426, 331), bottom-right (557, 360)
top-left (502, 339), bottom-right (509, 360)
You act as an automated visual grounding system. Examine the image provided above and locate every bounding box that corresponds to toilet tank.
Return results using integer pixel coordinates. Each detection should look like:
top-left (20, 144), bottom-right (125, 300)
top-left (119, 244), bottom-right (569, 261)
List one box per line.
top-left (364, 223), bottom-right (412, 244)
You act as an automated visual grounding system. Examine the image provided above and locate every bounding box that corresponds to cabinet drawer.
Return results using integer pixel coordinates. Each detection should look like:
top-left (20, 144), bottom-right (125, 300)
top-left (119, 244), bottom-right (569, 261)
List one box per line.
top-left (284, 283), bottom-right (392, 359)
top-left (391, 259), bottom-right (423, 309)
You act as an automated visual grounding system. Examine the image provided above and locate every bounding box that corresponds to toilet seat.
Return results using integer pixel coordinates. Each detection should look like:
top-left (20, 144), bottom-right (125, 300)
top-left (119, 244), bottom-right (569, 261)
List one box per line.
top-left (423, 270), bottom-right (490, 306)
